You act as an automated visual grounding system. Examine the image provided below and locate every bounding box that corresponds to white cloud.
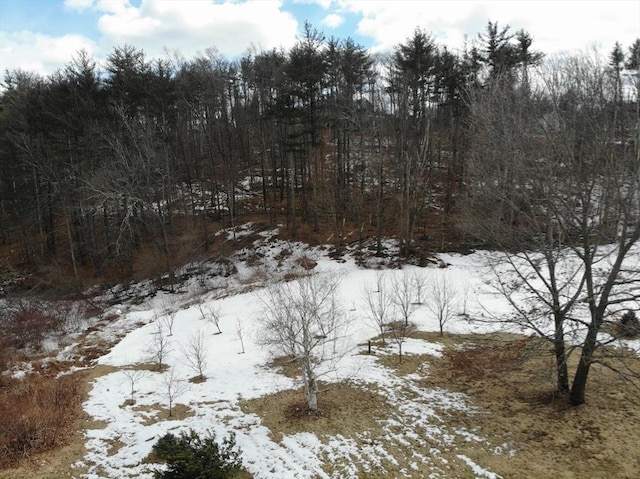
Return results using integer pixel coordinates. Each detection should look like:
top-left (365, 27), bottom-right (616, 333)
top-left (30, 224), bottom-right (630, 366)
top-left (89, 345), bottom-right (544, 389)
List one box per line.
top-left (296, 0), bottom-right (333, 8)
top-left (95, 0), bottom-right (299, 60)
top-left (0, 31), bottom-right (98, 77)
top-left (341, 0), bottom-right (640, 55)
top-left (63, 0), bottom-right (95, 12)
top-left (323, 13), bottom-right (344, 28)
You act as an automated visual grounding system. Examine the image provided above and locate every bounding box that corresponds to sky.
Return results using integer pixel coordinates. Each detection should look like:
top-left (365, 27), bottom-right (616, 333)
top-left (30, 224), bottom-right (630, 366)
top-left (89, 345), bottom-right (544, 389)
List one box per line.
top-left (0, 0), bottom-right (639, 81)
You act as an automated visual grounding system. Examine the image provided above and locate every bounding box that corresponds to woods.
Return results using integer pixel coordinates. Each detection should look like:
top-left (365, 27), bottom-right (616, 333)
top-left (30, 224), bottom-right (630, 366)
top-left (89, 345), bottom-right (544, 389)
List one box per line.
top-left (0, 22), bottom-right (551, 281)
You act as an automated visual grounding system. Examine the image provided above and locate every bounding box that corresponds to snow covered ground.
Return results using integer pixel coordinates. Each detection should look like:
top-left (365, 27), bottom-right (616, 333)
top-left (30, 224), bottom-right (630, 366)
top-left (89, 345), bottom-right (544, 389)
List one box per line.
top-left (64, 228), bottom-right (638, 478)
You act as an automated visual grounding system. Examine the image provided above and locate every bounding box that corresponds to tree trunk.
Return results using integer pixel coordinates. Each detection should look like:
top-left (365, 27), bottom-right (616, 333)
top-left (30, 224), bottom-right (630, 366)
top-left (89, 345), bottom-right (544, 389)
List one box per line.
top-left (569, 324), bottom-right (598, 405)
top-left (553, 337), bottom-right (570, 395)
top-left (553, 312), bottom-right (570, 395)
top-left (303, 361), bottom-right (318, 411)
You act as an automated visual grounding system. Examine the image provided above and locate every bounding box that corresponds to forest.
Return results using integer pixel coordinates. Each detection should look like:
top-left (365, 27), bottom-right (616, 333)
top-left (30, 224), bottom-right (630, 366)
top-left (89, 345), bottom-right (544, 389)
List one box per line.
top-left (0, 21), bottom-right (638, 288)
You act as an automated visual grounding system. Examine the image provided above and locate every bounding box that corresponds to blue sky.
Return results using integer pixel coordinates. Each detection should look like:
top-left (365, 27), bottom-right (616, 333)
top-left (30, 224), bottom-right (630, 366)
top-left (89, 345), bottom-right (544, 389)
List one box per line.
top-left (1, 0), bottom-right (639, 80)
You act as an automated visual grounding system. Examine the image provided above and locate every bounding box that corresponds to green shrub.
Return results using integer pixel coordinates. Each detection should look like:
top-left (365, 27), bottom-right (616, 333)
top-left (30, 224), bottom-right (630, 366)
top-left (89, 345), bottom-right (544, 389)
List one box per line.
top-left (619, 310), bottom-right (640, 337)
top-left (152, 429), bottom-right (242, 479)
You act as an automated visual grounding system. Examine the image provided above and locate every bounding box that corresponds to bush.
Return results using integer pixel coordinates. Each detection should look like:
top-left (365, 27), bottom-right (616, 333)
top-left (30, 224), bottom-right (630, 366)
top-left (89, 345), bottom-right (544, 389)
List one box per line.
top-left (0, 302), bottom-right (60, 351)
top-left (0, 374), bottom-right (83, 467)
top-left (619, 310), bottom-right (640, 338)
top-left (152, 429), bottom-right (243, 479)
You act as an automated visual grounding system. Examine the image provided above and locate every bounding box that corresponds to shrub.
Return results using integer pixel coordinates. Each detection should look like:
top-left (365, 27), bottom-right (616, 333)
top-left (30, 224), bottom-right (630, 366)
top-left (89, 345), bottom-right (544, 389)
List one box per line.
top-left (619, 310), bottom-right (640, 338)
top-left (0, 303), bottom-right (60, 351)
top-left (0, 374), bottom-right (83, 467)
top-left (152, 429), bottom-right (243, 479)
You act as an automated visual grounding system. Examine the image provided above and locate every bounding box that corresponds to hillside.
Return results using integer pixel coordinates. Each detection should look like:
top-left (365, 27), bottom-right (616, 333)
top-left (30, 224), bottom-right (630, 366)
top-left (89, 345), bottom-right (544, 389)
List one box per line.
top-left (1, 228), bottom-right (639, 478)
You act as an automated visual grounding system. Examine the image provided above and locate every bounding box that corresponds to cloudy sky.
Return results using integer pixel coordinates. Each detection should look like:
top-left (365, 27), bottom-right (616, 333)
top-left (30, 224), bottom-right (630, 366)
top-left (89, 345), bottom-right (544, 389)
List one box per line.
top-left (1, 0), bottom-right (638, 80)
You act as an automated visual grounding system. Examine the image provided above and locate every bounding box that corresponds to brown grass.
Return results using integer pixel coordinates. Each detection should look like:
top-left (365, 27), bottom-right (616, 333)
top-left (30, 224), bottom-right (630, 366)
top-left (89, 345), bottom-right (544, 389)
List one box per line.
top-left (423, 334), bottom-right (640, 479)
top-left (241, 381), bottom-right (391, 442)
top-left (132, 403), bottom-right (195, 425)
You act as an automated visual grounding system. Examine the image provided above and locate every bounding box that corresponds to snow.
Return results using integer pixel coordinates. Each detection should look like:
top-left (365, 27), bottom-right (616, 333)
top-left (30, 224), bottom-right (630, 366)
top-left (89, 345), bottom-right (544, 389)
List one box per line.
top-left (456, 455), bottom-right (502, 479)
top-left (62, 230), bottom-right (639, 478)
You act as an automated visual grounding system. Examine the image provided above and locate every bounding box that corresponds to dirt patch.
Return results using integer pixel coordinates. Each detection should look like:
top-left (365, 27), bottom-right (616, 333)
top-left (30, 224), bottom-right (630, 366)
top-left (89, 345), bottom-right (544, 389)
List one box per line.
top-left (240, 381), bottom-right (392, 441)
top-left (131, 403), bottom-right (194, 425)
top-left (263, 355), bottom-right (300, 379)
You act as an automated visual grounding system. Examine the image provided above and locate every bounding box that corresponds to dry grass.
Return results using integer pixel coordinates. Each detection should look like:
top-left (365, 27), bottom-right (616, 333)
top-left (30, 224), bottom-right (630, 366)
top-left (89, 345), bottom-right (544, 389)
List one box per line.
top-left (0, 364), bottom-right (117, 479)
top-left (241, 381), bottom-right (392, 442)
top-left (132, 403), bottom-right (194, 425)
top-left (424, 334), bottom-right (640, 479)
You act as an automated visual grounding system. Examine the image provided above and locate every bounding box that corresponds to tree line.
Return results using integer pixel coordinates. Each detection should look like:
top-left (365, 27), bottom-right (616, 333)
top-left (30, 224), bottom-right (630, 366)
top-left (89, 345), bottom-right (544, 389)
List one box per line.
top-left (0, 22), bottom-right (638, 286)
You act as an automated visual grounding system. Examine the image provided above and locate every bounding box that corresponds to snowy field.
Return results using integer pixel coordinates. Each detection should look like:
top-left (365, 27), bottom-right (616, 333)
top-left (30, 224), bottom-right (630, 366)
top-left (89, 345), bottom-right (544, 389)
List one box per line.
top-left (63, 228), bottom-right (638, 479)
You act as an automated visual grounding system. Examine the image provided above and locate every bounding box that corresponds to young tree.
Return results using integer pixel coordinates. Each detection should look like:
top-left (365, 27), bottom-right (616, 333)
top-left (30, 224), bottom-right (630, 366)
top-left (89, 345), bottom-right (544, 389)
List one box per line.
top-left (425, 272), bottom-right (459, 336)
top-left (181, 330), bottom-right (209, 381)
top-left (411, 270), bottom-right (428, 304)
top-left (235, 319), bottom-right (245, 354)
top-left (159, 369), bottom-right (189, 417)
top-left (148, 320), bottom-right (172, 371)
top-left (152, 429), bottom-right (242, 479)
top-left (122, 368), bottom-right (148, 405)
top-left (159, 299), bottom-right (177, 336)
top-left (390, 270), bottom-right (417, 326)
top-left (198, 303), bottom-right (222, 334)
top-left (361, 271), bottom-right (395, 344)
top-left (257, 272), bottom-right (349, 412)
top-left (388, 318), bottom-right (411, 363)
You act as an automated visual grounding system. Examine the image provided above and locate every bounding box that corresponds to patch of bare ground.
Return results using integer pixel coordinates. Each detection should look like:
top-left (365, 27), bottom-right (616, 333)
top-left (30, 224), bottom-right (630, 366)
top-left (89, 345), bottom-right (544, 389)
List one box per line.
top-left (132, 403), bottom-right (194, 425)
top-left (419, 332), bottom-right (640, 479)
top-left (241, 381), bottom-right (391, 441)
top-left (0, 364), bottom-right (117, 479)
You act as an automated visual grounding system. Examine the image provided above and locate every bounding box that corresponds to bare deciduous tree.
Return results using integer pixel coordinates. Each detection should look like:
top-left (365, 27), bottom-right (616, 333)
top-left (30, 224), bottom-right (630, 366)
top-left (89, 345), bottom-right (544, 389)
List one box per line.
top-left (361, 271), bottom-right (394, 344)
top-left (147, 320), bottom-right (172, 371)
top-left (411, 271), bottom-right (429, 305)
top-left (390, 270), bottom-right (417, 326)
top-left (121, 368), bottom-right (147, 405)
top-left (388, 319), bottom-right (412, 363)
top-left (464, 51), bottom-right (640, 405)
top-left (257, 272), bottom-right (350, 412)
top-left (235, 319), bottom-right (245, 354)
top-left (425, 272), bottom-right (459, 336)
top-left (159, 369), bottom-right (189, 417)
top-left (198, 303), bottom-right (222, 334)
top-left (181, 330), bottom-right (209, 381)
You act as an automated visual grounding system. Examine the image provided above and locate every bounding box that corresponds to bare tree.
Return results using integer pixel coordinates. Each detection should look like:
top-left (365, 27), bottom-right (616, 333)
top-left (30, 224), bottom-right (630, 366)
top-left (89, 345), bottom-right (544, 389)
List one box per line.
top-left (460, 279), bottom-right (472, 317)
top-left (464, 51), bottom-right (640, 405)
top-left (425, 272), bottom-right (459, 336)
top-left (388, 319), bottom-right (411, 363)
top-left (257, 272), bottom-right (350, 412)
top-left (198, 303), bottom-right (222, 334)
top-left (158, 298), bottom-right (178, 336)
top-left (147, 320), bottom-right (172, 371)
top-left (411, 270), bottom-right (429, 305)
top-left (181, 330), bottom-right (209, 381)
top-left (235, 319), bottom-right (245, 354)
top-left (390, 270), bottom-right (417, 326)
top-left (361, 271), bottom-right (395, 344)
top-left (121, 368), bottom-right (148, 405)
top-left (159, 369), bottom-right (189, 417)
